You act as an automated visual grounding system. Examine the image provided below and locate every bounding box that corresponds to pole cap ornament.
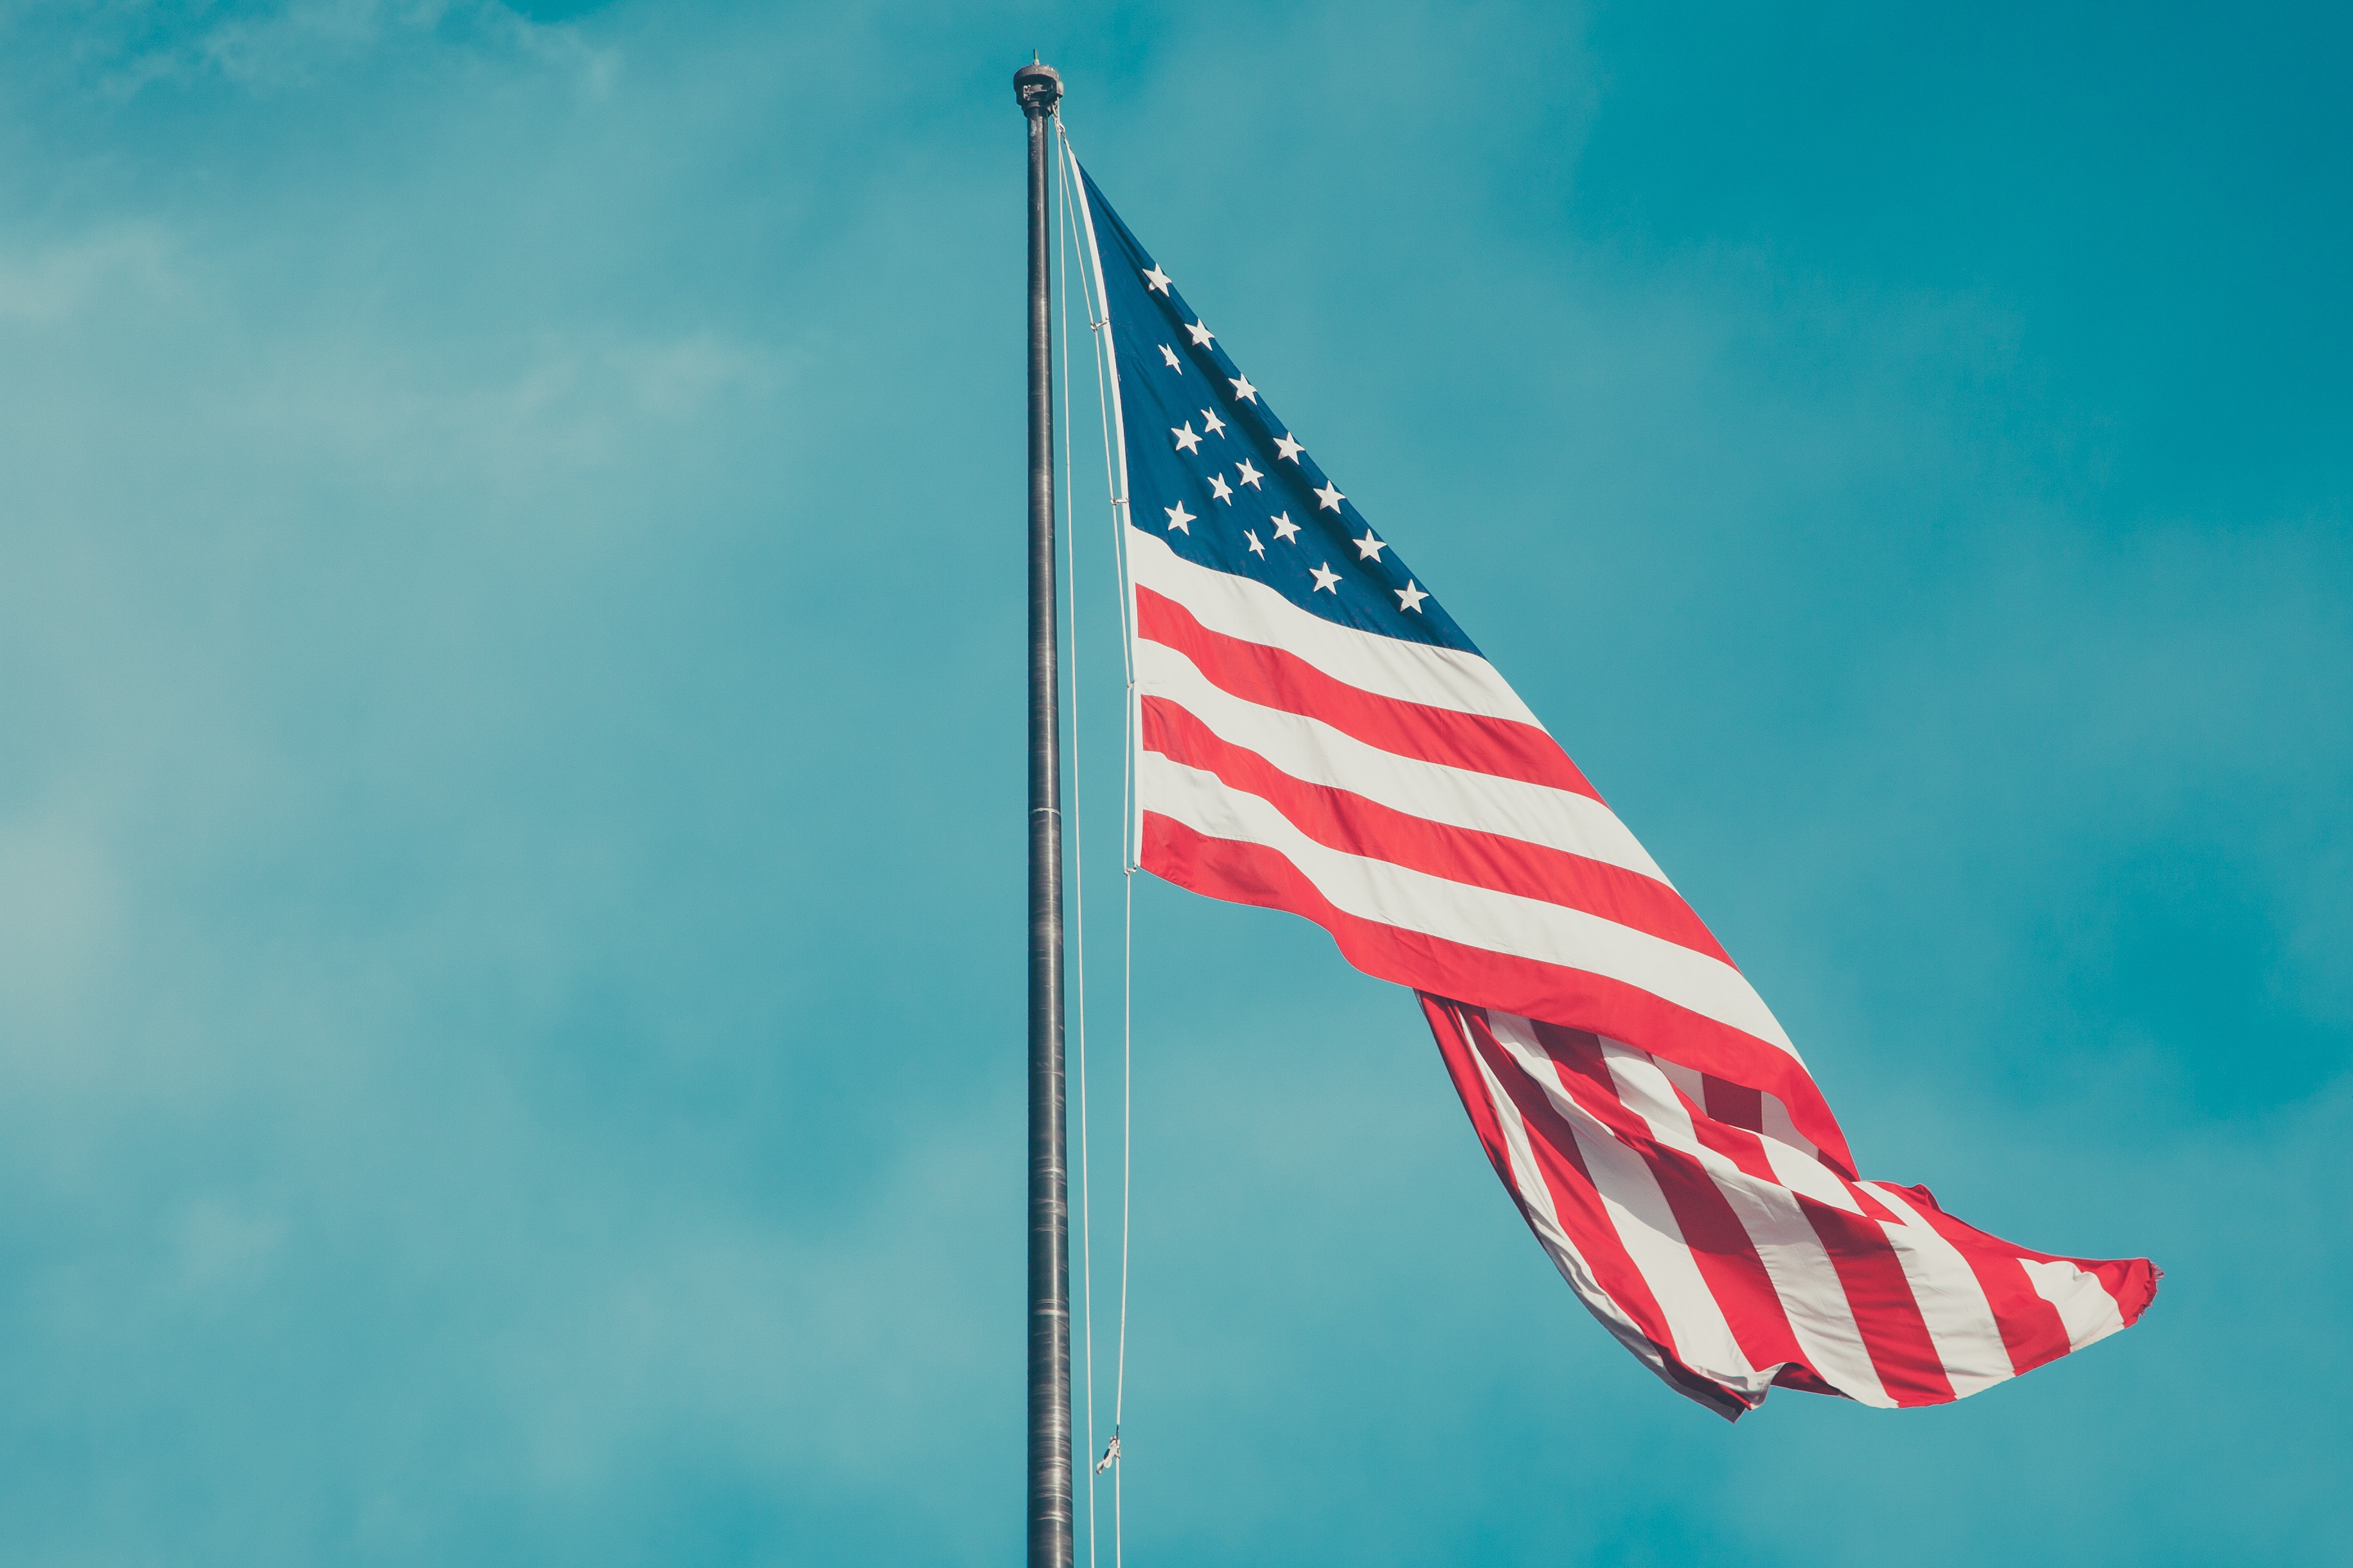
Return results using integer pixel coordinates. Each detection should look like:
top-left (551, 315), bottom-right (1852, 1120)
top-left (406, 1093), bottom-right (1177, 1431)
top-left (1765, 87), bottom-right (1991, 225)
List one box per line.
top-left (1014, 58), bottom-right (1062, 116)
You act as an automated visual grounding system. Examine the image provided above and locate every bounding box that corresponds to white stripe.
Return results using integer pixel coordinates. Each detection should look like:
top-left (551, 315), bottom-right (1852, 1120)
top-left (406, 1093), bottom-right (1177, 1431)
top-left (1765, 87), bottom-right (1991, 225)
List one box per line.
top-left (1653, 1057), bottom-right (1707, 1109)
top-left (1143, 748), bottom-right (1801, 1057)
top-left (1757, 1134), bottom-right (1861, 1213)
top-left (1136, 636), bottom-right (1674, 888)
top-left (1757, 1093), bottom-right (1822, 1164)
top-left (1484, 1016), bottom-right (1764, 1395)
top-left (1130, 527), bottom-right (1543, 727)
top-left (1858, 1183), bottom-right (2015, 1397)
top-left (2021, 1258), bottom-right (2128, 1352)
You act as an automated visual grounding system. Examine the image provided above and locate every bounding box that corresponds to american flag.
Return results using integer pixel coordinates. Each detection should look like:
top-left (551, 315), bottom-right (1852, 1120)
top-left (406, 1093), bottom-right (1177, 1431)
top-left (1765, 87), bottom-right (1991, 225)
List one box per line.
top-left (1072, 161), bottom-right (2158, 1418)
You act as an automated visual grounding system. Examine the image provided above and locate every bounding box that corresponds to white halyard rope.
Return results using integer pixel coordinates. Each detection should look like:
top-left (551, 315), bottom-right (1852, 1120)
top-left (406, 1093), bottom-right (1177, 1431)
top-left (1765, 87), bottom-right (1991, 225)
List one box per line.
top-left (1050, 127), bottom-right (1100, 1568)
top-left (1056, 114), bottom-right (1134, 1568)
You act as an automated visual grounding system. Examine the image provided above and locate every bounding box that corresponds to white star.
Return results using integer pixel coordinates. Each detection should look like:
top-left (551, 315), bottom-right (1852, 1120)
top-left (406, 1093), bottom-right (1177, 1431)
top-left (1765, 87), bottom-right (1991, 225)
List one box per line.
top-left (1314, 480), bottom-right (1345, 512)
top-left (1186, 319), bottom-right (1214, 346)
top-left (1171, 421), bottom-right (1202, 454)
top-left (1310, 562), bottom-right (1341, 594)
top-left (1164, 502), bottom-right (1194, 534)
top-left (1395, 580), bottom-right (1428, 613)
top-left (1235, 458), bottom-right (1264, 490)
top-left (1353, 530), bottom-right (1387, 562)
top-left (1200, 409), bottom-right (1227, 438)
top-left (1160, 344), bottom-right (1183, 373)
top-left (1245, 530), bottom-right (1265, 557)
top-left (1270, 512), bottom-right (1300, 543)
top-left (1208, 473), bottom-right (1234, 504)
top-left (1230, 374), bottom-right (1257, 403)
top-left (1143, 263), bottom-right (1172, 294)
top-left (1273, 432), bottom-right (1304, 463)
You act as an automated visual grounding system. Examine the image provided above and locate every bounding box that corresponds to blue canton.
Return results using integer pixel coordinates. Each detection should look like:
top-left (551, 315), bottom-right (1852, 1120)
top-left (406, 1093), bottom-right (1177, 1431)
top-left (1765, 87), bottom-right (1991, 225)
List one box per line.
top-left (1082, 169), bottom-right (1477, 656)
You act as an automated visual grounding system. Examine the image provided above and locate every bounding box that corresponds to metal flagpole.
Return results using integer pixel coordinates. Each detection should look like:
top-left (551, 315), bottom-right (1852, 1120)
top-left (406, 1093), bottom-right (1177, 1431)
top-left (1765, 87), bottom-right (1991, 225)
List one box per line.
top-left (1015, 54), bottom-right (1073, 1568)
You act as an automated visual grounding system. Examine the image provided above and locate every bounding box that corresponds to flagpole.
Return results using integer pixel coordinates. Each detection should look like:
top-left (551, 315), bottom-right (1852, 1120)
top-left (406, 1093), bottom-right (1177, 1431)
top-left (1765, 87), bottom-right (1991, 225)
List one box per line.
top-left (1015, 55), bottom-right (1073, 1568)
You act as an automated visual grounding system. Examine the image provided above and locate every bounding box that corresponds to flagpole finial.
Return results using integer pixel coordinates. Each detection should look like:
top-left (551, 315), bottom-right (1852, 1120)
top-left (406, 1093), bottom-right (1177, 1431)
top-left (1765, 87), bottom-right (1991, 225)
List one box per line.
top-left (1014, 58), bottom-right (1062, 118)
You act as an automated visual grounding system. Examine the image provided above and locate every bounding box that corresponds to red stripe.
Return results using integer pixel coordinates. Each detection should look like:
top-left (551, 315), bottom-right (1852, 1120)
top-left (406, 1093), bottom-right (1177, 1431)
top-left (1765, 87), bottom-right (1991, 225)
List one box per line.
top-left (1798, 1197), bottom-right (1956, 1406)
top-left (1422, 997), bottom-right (1538, 1211)
top-left (1146, 811), bottom-right (1859, 1177)
top-left (1143, 697), bottom-right (1729, 962)
top-left (1137, 585), bottom-right (1601, 800)
top-left (1773, 1364), bottom-right (1840, 1395)
top-left (1527, 1024), bottom-right (1815, 1384)
top-left (1701, 1075), bottom-right (1762, 1132)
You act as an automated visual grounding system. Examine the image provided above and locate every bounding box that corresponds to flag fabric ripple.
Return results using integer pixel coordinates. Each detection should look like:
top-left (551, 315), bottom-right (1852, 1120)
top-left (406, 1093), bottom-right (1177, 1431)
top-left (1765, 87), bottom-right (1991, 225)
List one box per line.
top-left (1073, 160), bottom-right (2158, 1419)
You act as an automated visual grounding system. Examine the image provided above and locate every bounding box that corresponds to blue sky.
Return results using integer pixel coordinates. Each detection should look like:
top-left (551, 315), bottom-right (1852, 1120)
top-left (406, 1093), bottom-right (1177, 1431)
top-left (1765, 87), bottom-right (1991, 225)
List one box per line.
top-left (0, 2), bottom-right (2345, 1563)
